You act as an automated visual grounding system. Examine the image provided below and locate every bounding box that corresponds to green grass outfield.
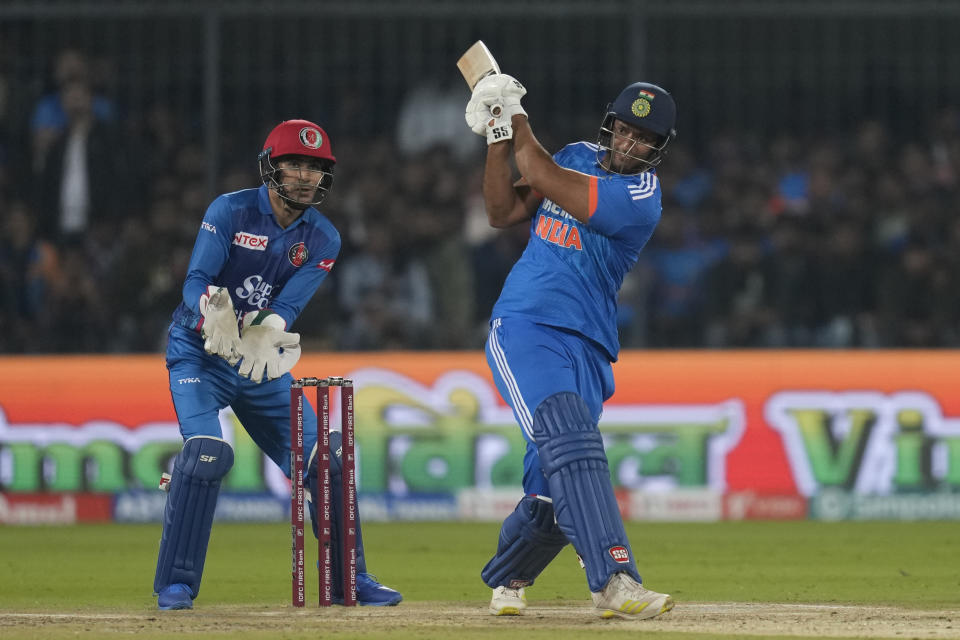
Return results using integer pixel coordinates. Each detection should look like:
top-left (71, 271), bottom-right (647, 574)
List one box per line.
top-left (0, 520), bottom-right (957, 639)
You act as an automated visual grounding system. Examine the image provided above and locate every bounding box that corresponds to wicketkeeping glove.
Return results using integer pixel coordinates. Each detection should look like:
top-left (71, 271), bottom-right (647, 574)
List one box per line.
top-left (464, 73), bottom-right (527, 144)
top-left (199, 285), bottom-right (241, 365)
top-left (236, 310), bottom-right (301, 384)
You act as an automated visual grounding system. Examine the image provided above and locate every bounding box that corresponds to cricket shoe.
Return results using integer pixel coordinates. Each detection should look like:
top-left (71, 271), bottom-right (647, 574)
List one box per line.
top-left (489, 585), bottom-right (527, 616)
top-left (157, 583), bottom-right (194, 610)
top-left (591, 572), bottom-right (673, 620)
top-left (333, 573), bottom-right (403, 606)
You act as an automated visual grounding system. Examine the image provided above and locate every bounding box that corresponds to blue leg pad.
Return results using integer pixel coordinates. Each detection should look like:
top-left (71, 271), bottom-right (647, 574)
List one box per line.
top-left (154, 436), bottom-right (234, 599)
top-left (481, 495), bottom-right (568, 588)
top-left (533, 392), bottom-right (641, 592)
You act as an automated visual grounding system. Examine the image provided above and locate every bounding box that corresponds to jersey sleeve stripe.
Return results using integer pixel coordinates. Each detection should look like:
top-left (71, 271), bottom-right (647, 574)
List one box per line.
top-left (588, 176), bottom-right (599, 218)
top-left (627, 174), bottom-right (658, 200)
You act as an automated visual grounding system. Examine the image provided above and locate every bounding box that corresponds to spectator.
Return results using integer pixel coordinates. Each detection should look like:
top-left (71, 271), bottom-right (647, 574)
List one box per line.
top-left (396, 80), bottom-right (477, 161)
top-left (877, 238), bottom-right (946, 347)
top-left (37, 78), bottom-right (130, 247)
top-left (0, 200), bottom-right (58, 351)
top-left (702, 225), bottom-right (775, 347)
top-left (637, 213), bottom-right (719, 347)
top-left (814, 217), bottom-right (878, 347)
top-left (337, 224), bottom-right (433, 350)
top-left (31, 48), bottom-right (115, 173)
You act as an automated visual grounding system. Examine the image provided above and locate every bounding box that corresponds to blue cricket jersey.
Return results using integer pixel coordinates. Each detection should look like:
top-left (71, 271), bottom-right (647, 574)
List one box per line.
top-left (170, 185), bottom-right (341, 334)
top-left (491, 142), bottom-right (662, 361)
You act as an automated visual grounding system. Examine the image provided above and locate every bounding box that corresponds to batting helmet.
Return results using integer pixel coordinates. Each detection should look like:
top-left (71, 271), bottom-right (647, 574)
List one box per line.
top-left (597, 82), bottom-right (677, 174)
top-left (258, 119), bottom-right (336, 207)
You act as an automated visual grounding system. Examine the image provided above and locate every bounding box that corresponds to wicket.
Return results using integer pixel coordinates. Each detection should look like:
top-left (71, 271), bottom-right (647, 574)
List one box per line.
top-left (290, 376), bottom-right (357, 607)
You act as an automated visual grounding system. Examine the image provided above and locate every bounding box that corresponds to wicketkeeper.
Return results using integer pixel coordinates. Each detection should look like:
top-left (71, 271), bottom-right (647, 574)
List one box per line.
top-left (153, 119), bottom-right (402, 609)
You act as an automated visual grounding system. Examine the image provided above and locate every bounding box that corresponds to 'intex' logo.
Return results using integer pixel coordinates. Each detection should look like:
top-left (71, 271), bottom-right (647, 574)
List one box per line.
top-left (608, 546), bottom-right (630, 563)
top-left (233, 232), bottom-right (269, 251)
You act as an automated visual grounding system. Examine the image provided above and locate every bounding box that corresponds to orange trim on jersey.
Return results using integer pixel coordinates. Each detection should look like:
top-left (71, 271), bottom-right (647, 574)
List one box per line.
top-left (588, 176), bottom-right (599, 218)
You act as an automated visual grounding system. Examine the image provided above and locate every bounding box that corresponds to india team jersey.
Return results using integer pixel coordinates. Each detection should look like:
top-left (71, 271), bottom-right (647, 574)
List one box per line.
top-left (491, 141), bottom-right (662, 361)
top-left (170, 185), bottom-right (341, 335)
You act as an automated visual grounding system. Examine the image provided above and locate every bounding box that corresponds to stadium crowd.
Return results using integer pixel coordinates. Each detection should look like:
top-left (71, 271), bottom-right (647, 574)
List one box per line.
top-left (1, 50), bottom-right (959, 353)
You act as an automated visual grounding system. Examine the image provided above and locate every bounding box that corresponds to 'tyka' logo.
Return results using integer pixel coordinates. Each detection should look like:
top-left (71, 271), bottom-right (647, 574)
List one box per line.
top-left (288, 242), bottom-right (309, 267)
top-left (608, 546), bottom-right (630, 563)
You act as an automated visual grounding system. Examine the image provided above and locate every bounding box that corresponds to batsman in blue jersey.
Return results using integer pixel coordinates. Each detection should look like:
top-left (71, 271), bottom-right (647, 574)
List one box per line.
top-left (153, 119), bottom-right (401, 609)
top-left (465, 77), bottom-right (678, 619)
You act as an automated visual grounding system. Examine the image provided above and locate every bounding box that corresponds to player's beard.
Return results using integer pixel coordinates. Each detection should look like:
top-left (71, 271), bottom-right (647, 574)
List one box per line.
top-left (277, 182), bottom-right (319, 209)
top-left (604, 148), bottom-right (643, 174)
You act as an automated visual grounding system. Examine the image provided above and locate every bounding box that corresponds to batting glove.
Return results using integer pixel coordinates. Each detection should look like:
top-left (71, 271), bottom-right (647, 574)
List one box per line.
top-left (236, 310), bottom-right (301, 384)
top-left (464, 73), bottom-right (528, 144)
top-left (199, 285), bottom-right (241, 365)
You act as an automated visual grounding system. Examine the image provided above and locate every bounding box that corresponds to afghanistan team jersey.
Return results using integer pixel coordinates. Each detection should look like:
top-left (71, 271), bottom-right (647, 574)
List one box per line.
top-left (170, 185), bottom-right (341, 336)
top-left (491, 141), bottom-right (662, 362)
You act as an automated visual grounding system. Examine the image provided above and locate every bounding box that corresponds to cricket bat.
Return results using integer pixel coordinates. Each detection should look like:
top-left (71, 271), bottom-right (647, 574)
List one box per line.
top-left (457, 40), bottom-right (503, 117)
top-left (457, 40), bottom-right (501, 90)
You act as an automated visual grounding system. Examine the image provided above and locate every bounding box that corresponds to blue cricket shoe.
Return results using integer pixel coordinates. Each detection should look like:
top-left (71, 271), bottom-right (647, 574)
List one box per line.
top-left (334, 573), bottom-right (403, 606)
top-left (157, 583), bottom-right (194, 610)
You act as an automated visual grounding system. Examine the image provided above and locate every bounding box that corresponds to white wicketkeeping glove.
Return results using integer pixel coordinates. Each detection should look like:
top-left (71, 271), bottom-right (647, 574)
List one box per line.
top-left (236, 311), bottom-right (301, 384)
top-left (199, 285), bottom-right (241, 365)
top-left (464, 73), bottom-right (527, 144)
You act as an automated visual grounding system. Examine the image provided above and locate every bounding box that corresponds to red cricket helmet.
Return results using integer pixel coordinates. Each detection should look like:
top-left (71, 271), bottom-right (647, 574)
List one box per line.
top-left (258, 119), bottom-right (336, 208)
top-left (261, 119), bottom-right (336, 164)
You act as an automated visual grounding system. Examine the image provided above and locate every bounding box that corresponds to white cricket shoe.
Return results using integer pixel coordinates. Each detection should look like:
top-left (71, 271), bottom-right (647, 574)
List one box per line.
top-left (591, 572), bottom-right (674, 620)
top-left (489, 585), bottom-right (527, 616)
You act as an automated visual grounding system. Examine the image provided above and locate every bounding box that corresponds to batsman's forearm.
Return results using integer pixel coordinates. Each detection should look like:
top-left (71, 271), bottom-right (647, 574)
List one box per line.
top-left (482, 141), bottom-right (519, 227)
top-left (511, 116), bottom-right (553, 189)
top-left (511, 114), bottom-right (591, 222)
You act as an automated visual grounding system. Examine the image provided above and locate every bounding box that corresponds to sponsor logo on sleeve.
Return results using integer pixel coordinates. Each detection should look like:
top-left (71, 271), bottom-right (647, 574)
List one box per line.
top-left (233, 232), bottom-right (269, 251)
top-left (318, 258), bottom-right (336, 272)
top-left (201, 221), bottom-right (217, 234)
